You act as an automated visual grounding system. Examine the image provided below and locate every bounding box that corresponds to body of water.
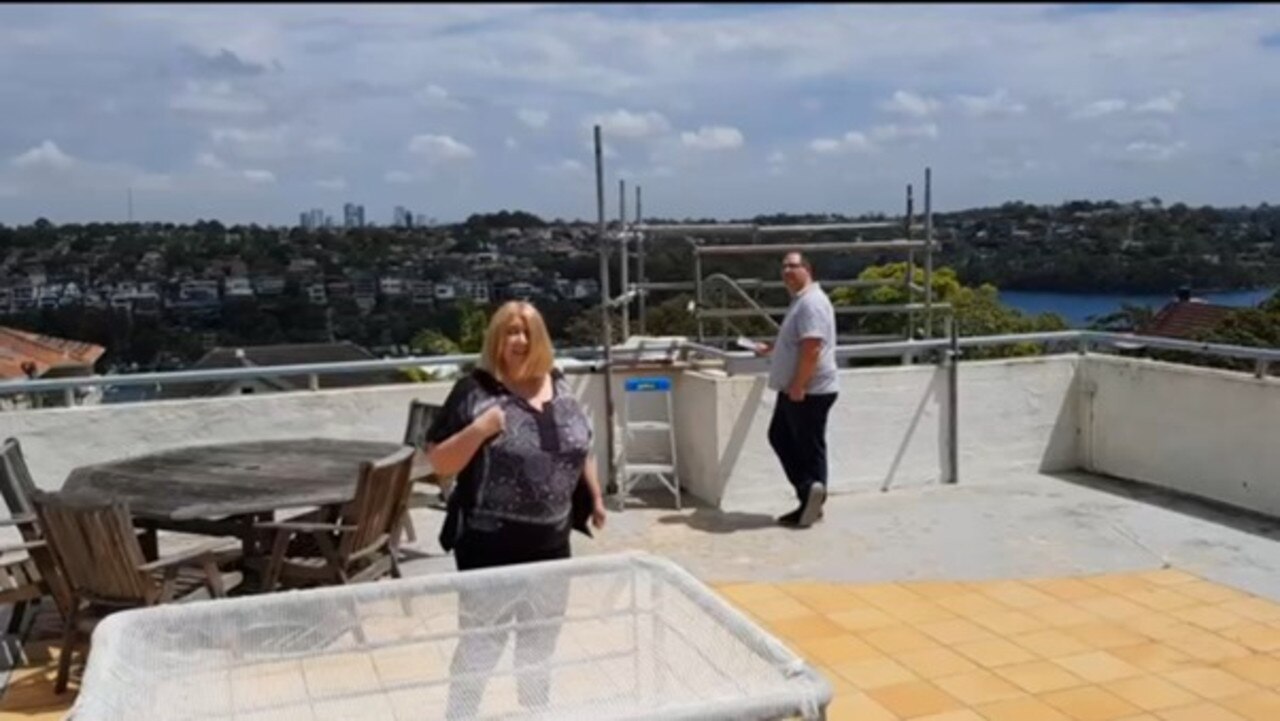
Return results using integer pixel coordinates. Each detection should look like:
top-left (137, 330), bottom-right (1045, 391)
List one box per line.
top-left (1000, 288), bottom-right (1276, 327)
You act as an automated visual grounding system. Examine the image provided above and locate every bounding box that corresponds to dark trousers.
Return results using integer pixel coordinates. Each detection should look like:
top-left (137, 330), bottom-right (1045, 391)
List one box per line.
top-left (767, 392), bottom-right (837, 502)
top-left (446, 522), bottom-right (571, 719)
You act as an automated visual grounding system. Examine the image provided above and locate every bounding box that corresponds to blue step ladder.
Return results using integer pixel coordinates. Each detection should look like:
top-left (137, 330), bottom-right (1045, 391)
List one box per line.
top-left (617, 376), bottom-right (680, 510)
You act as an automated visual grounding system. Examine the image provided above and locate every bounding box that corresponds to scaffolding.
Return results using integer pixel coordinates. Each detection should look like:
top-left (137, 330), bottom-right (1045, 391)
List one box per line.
top-left (591, 125), bottom-right (951, 493)
top-left (609, 169), bottom-right (948, 348)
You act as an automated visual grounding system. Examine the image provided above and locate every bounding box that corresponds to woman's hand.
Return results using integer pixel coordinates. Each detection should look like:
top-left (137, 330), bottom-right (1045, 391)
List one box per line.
top-left (473, 405), bottom-right (506, 439)
top-left (591, 497), bottom-right (607, 530)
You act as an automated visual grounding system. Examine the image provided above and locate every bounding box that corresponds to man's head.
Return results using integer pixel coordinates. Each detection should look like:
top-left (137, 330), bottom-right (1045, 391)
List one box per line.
top-left (781, 251), bottom-right (813, 294)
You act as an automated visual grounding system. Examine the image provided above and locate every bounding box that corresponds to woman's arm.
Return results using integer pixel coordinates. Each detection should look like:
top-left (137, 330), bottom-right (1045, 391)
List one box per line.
top-left (426, 405), bottom-right (504, 477)
top-left (581, 453), bottom-right (606, 528)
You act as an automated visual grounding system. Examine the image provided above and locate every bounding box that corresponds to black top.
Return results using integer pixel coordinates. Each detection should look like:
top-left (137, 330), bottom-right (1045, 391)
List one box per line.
top-left (428, 369), bottom-right (595, 547)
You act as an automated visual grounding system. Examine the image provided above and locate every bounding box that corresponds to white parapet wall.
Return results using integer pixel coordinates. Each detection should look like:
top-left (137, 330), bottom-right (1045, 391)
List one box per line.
top-left (1081, 354), bottom-right (1280, 517)
top-left (0, 354), bottom-right (1276, 520)
top-left (674, 355), bottom-right (1081, 509)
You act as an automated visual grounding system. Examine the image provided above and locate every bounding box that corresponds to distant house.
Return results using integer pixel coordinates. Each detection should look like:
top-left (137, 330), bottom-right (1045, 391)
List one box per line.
top-left (157, 342), bottom-right (408, 400)
top-left (1140, 288), bottom-right (1236, 340)
top-left (0, 326), bottom-right (104, 382)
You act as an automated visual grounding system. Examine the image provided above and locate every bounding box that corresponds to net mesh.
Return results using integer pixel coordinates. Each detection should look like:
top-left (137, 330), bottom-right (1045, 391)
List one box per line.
top-left (70, 552), bottom-right (830, 720)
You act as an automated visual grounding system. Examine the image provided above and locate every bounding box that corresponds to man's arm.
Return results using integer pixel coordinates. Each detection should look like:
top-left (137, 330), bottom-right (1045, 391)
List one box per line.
top-left (788, 338), bottom-right (822, 400)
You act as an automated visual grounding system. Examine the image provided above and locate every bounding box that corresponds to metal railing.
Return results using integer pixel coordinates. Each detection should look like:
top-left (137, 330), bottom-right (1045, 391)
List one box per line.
top-left (0, 331), bottom-right (1273, 404)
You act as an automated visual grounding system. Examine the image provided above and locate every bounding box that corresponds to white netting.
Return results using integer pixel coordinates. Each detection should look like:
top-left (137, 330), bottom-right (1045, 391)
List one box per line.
top-left (70, 552), bottom-right (830, 720)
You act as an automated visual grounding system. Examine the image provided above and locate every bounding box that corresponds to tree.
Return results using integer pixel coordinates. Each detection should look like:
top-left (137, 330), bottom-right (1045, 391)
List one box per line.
top-left (410, 299), bottom-right (487, 355)
top-left (832, 263), bottom-right (1068, 359)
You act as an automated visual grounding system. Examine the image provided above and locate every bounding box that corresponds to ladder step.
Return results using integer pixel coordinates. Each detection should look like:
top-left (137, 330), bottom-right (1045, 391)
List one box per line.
top-left (625, 463), bottom-right (675, 475)
top-left (625, 421), bottom-right (671, 432)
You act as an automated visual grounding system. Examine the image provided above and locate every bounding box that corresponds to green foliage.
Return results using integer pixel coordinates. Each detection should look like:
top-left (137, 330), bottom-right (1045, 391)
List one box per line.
top-left (410, 299), bottom-right (488, 356)
top-left (832, 263), bottom-right (1067, 359)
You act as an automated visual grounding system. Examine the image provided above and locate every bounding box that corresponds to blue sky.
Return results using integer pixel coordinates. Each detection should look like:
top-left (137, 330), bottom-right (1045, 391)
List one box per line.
top-left (1, 3), bottom-right (1279, 225)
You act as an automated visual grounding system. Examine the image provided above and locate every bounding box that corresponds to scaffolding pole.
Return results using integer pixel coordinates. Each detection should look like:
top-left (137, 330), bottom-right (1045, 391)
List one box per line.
top-left (635, 221), bottom-right (896, 236)
top-left (695, 240), bottom-right (933, 255)
top-left (594, 125), bottom-right (617, 494)
top-left (619, 179), bottom-right (629, 342)
top-left (636, 185), bottom-right (645, 336)
top-left (925, 167), bottom-right (935, 338)
top-left (905, 183), bottom-right (916, 343)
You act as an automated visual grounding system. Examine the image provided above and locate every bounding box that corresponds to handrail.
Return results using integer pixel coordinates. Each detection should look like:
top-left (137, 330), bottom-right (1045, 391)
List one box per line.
top-left (702, 273), bottom-right (781, 332)
top-left (0, 331), bottom-right (1273, 399)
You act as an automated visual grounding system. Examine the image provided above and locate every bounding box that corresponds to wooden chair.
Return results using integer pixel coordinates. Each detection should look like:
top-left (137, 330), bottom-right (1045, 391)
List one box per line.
top-left (399, 400), bottom-right (447, 545)
top-left (0, 438), bottom-right (73, 630)
top-left (258, 447), bottom-right (415, 592)
top-left (30, 490), bottom-right (243, 693)
top-left (0, 534), bottom-right (48, 638)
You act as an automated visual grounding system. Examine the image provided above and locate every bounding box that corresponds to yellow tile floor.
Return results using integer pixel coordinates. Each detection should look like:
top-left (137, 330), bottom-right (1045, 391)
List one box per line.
top-left (3, 568), bottom-right (1279, 720)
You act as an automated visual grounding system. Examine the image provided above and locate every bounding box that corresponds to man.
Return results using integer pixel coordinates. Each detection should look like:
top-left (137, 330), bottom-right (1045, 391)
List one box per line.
top-left (755, 251), bottom-right (838, 528)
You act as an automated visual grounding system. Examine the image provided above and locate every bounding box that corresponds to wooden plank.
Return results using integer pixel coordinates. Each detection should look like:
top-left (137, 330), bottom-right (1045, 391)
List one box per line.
top-left (62, 439), bottom-right (413, 521)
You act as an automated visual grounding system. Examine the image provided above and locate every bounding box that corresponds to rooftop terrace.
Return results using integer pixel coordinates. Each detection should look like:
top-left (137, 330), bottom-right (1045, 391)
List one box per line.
top-left (0, 333), bottom-right (1277, 720)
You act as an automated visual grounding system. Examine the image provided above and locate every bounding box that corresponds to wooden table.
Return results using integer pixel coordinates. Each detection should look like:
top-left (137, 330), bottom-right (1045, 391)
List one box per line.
top-left (62, 438), bottom-right (427, 560)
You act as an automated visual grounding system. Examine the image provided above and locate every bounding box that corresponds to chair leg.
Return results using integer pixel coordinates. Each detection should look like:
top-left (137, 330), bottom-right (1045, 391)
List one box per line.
top-left (401, 512), bottom-right (417, 544)
top-left (7, 600), bottom-right (26, 636)
top-left (55, 600), bottom-right (81, 694)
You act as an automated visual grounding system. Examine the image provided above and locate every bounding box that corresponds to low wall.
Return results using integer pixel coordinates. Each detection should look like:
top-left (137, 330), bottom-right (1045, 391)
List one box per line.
top-left (676, 356), bottom-right (1081, 509)
top-left (1, 354), bottom-right (1276, 521)
top-left (1082, 355), bottom-right (1280, 517)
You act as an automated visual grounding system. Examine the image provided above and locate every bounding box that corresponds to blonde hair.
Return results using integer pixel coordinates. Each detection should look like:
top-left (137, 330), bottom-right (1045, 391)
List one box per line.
top-left (479, 301), bottom-right (555, 381)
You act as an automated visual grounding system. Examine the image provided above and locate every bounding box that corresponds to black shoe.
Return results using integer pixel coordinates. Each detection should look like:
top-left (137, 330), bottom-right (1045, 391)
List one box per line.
top-left (797, 483), bottom-right (826, 528)
top-left (776, 506), bottom-right (804, 526)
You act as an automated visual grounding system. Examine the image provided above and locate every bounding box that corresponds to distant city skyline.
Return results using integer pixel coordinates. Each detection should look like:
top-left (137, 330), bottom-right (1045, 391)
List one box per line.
top-left (1, 4), bottom-right (1279, 225)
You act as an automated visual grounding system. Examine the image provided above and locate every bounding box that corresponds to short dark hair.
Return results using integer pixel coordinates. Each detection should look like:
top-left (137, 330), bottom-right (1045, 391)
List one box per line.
top-left (784, 251), bottom-right (813, 273)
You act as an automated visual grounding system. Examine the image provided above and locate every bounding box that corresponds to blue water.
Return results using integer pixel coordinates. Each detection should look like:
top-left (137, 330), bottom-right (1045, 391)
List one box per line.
top-left (1000, 288), bottom-right (1276, 327)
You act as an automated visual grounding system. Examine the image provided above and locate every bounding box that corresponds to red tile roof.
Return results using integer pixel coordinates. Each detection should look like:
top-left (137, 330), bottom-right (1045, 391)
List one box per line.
top-left (0, 327), bottom-right (105, 381)
top-left (1140, 300), bottom-right (1235, 340)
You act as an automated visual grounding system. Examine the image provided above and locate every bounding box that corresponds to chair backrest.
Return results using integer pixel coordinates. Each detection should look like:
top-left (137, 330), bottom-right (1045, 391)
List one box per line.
top-left (0, 437), bottom-right (41, 525)
top-left (30, 490), bottom-right (154, 606)
top-left (403, 400), bottom-right (442, 448)
top-left (0, 439), bottom-right (74, 616)
top-left (338, 447), bottom-right (415, 561)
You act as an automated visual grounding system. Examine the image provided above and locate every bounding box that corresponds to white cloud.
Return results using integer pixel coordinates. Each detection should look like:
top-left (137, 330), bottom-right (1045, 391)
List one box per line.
top-left (954, 89), bottom-right (1027, 118)
top-left (314, 177), bottom-right (346, 190)
top-left (1122, 140), bottom-right (1186, 163)
top-left (870, 123), bottom-right (939, 142)
top-left (305, 135), bottom-right (349, 154)
top-left (767, 151), bottom-right (786, 165)
top-left (680, 125), bottom-right (745, 150)
top-left (194, 152), bottom-right (226, 170)
top-left (242, 169), bottom-right (276, 184)
top-left (1072, 99), bottom-right (1128, 120)
top-left (517, 108), bottom-right (550, 129)
top-left (809, 131), bottom-right (874, 155)
top-left (415, 84), bottom-right (467, 111)
top-left (11, 141), bottom-right (74, 170)
top-left (541, 159), bottom-right (586, 175)
top-left (169, 80), bottom-right (266, 115)
top-left (505, 136), bottom-right (519, 150)
top-left (1135, 90), bottom-right (1184, 115)
top-left (586, 109), bottom-right (671, 139)
top-left (408, 134), bottom-right (475, 162)
top-left (384, 170), bottom-right (414, 184)
top-left (210, 125), bottom-right (290, 160)
top-left (879, 90), bottom-right (941, 118)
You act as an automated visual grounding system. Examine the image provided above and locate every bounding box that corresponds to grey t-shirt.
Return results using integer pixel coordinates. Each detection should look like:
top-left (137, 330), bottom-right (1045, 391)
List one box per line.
top-left (767, 283), bottom-right (839, 395)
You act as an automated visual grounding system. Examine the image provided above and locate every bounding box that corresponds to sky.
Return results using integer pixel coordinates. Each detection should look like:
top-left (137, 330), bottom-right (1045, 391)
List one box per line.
top-left (1, 3), bottom-right (1279, 226)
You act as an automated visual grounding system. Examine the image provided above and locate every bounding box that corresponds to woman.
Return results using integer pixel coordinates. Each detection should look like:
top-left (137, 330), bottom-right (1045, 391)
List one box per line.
top-left (424, 300), bottom-right (606, 717)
